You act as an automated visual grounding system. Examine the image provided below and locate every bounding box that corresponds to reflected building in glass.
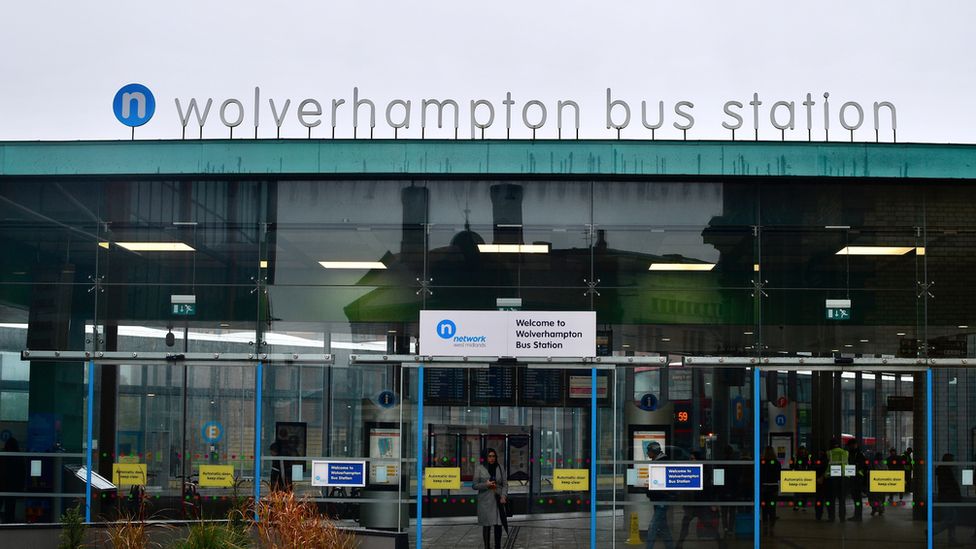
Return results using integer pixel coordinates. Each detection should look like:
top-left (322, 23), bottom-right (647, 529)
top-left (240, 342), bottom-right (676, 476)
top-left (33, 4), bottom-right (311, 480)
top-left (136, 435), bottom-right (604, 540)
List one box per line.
top-left (0, 140), bottom-right (974, 548)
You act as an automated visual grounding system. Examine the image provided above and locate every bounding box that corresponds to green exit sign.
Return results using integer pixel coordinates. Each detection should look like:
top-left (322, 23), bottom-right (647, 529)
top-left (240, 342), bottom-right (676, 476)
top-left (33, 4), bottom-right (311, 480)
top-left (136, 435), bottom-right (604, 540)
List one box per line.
top-left (172, 303), bottom-right (196, 316)
top-left (825, 299), bottom-right (852, 321)
top-left (826, 308), bottom-right (851, 320)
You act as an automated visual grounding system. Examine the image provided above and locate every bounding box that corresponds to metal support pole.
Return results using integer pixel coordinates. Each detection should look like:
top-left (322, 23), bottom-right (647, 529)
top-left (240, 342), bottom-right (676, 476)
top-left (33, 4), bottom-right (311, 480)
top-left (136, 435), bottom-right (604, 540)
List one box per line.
top-left (926, 369), bottom-right (933, 549)
top-left (254, 361), bottom-right (263, 521)
top-left (753, 367), bottom-right (760, 549)
top-left (590, 367), bottom-right (597, 549)
top-left (85, 359), bottom-right (94, 522)
top-left (416, 365), bottom-right (425, 549)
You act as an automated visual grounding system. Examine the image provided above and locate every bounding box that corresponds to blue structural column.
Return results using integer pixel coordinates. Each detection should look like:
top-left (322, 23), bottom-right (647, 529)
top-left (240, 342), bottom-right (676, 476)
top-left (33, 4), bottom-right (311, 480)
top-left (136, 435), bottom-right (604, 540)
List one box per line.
top-left (254, 361), bottom-right (264, 521)
top-left (85, 359), bottom-right (95, 523)
top-left (590, 367), bottom-right (597, 549)
top-left (416, 365), bottom-right (425, 549)
top-left (926, 369), bottom-right (933, 549)
top-left (753, 368), bottom-right (761, 549)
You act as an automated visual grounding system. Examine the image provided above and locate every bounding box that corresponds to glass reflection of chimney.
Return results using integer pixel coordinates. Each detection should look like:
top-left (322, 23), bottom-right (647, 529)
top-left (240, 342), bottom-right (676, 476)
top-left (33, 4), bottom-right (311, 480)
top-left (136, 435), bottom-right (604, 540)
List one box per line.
top-left (595, 229), bottom-right (608, 250)
top-left (489, 183), bottom-right (524, 245)
top-left (400, 185), bottom-right (428, 260)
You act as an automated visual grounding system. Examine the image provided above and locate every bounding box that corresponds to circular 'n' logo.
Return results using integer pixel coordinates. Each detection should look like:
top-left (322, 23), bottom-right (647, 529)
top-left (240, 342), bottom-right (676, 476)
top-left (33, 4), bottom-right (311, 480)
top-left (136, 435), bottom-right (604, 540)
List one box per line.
top-left (113, 83), bottom-right (155, 127)
top-left (436, 319), bottom-right (456, 339)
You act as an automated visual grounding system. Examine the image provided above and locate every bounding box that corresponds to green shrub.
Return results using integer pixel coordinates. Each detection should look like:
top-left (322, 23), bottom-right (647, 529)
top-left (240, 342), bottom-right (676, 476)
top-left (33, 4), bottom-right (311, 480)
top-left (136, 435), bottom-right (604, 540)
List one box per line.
top-left (58, 504), bottom-right (88, 549)
top-left (170, 521), bottom-right (250, 549)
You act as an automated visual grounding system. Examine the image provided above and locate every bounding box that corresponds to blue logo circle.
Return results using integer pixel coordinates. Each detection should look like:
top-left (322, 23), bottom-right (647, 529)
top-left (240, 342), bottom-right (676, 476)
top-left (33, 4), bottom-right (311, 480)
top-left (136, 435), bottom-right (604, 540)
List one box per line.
top-left (113, 83), bottom-right (155, 127)
top-left (638, 394), bottom-right (658, 411)
top-left (775, 414), bottom-right (787, 426)
top-left (436, 319), bottom-right (456, 339)
top-left (378, 390), bottom-right (397, 408)
top-left (202, 421), bottom-right (223, 443)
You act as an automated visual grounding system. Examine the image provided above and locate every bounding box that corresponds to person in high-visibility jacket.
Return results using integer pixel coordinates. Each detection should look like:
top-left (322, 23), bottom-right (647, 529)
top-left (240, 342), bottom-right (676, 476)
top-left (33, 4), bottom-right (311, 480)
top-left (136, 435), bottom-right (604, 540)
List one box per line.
top-left (826, 438), bottom-right (849, 522)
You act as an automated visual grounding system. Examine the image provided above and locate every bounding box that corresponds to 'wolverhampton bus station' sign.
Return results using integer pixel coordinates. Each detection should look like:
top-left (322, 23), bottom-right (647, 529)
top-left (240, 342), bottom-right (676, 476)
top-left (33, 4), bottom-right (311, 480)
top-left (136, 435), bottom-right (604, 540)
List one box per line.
top-left (648, 463), bottom-right (704, 491)
top-left (420, 310), bottom-right (596, 357)
top-left (311, 460), bottom-right (366, 487)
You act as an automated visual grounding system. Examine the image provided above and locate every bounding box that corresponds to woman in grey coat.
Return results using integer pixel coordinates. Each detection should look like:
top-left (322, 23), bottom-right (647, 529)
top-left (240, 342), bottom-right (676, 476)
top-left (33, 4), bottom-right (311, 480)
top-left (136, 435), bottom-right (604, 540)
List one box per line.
top-left (472, 448), bottom-right (507, 549)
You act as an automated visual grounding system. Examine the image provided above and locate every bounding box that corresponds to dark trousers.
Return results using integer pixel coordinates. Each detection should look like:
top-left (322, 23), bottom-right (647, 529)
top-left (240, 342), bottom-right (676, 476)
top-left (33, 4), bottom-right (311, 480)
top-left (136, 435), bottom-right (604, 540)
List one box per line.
top-left (761, 486), bottom-right (778, 526)
top-left (647, 505), bottom-right (674, 549)
top-left (482, 525), bottom-right (501, 549)
top-left (827, 478), bottom-right (846, 521)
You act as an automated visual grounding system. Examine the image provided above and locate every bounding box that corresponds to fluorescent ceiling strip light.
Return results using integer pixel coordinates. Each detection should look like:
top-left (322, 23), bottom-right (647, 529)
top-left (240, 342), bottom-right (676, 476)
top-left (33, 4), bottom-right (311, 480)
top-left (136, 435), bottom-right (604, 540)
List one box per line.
top-left (260, 260), bottom-right (268, 269)
top-left (835, 246), bottom-right (913, 256)
top-left (477, 244), bottom-right (550, 254)
top-left (319, 261), bottom-right (387, 269)
top-left (648, 263), bottom-right (715, 271)
top-left (916, 247), bottom-right (926, 255)
top-left (117, 242), bottom-right (195, 252)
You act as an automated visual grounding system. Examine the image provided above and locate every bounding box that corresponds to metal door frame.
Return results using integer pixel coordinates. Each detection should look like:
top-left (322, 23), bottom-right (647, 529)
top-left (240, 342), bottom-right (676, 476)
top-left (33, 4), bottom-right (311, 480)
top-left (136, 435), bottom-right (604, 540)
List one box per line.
top-left (687, 356), bottom-right (951, 549)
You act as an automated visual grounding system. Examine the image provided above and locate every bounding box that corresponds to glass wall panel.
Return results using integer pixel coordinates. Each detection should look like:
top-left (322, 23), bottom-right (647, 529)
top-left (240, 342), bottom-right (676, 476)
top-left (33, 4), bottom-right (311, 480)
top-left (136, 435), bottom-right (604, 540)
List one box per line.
top-left (410, 361), bottom-right (595, 547)
top-left (0, 169), bottom-right (970, 546)
top-left (600, 363), bottom-right (754, 548)
top-left (759, 367), bottom-right (927, 548)
top-left (0, 178), bottom-right (98, 523)
top-left (427, 180), bottom-right (593, 291)
top-left (933, 367), bottom-right (976, 548)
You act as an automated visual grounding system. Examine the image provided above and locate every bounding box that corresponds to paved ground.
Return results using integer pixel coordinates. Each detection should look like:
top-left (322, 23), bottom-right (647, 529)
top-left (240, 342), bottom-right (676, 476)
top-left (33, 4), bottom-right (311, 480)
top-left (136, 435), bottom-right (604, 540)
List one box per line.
top-left (408, 495), bottom-right (973, 548)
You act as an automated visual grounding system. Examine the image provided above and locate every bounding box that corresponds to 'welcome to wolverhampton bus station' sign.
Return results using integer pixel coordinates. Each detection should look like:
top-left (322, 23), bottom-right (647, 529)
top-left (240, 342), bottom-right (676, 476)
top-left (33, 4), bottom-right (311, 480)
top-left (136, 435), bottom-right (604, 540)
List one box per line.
top-left (419, 311), bottom-right (595, 357)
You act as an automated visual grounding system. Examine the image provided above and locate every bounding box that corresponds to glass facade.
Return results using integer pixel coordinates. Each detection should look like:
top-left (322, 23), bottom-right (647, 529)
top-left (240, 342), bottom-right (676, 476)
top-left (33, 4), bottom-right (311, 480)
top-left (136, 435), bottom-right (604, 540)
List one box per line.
top-left (0, 140), bottom-right (975, 548)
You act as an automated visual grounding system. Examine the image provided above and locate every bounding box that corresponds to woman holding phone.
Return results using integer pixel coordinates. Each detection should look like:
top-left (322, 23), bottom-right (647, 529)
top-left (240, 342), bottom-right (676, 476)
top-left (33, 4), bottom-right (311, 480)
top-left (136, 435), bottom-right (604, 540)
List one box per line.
top-left (473, 448), bottom-right (508, 549)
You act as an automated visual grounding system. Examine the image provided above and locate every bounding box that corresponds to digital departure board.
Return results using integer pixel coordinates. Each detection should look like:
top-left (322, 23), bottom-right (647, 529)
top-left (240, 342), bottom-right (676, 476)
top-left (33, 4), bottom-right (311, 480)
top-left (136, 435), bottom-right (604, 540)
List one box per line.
top-left (423, 368), bottom-right (468, 406)
top-left (567, 370), bottom-right (612, 407)
top-left (520, 368), bottom-right (565, 407)
top-left (470, 366), bottom-right (517, 406)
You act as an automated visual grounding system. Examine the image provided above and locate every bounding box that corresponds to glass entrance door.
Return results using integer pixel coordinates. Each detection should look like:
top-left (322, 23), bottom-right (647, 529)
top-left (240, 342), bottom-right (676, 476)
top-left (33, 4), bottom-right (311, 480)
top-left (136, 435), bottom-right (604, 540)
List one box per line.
top-left (599, 359), bottom-right (756, 548)
top-left (759, 365), bottom-right (927, 549)
top-left (409, 358), bottom-right (597, 549)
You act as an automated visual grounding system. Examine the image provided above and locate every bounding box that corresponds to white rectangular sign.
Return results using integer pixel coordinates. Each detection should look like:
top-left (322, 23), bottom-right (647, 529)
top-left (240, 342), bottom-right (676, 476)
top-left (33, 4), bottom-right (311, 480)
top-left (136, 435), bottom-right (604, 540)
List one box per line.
top-left (311, 460), bottom-right (367, 487)
top-left (419, 310), bottom-right (596, 357)
top-left (648, 463), bottom-right (704, 491)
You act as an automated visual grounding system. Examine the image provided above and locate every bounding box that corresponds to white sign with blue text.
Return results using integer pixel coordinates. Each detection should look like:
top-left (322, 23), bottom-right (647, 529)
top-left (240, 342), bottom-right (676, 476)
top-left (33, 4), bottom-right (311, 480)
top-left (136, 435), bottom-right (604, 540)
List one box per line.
top-left (311, 460), bottom-right (367, 488)
top-left (648, 463), bottom-right (704, 491)
top-left (419, 310), bottom-right (596, 357)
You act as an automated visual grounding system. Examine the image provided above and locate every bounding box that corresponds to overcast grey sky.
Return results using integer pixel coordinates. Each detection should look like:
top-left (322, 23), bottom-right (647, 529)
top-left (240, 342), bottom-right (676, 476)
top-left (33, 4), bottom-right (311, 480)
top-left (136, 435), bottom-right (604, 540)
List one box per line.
top-left (2, 0), bottom-right (974, 143)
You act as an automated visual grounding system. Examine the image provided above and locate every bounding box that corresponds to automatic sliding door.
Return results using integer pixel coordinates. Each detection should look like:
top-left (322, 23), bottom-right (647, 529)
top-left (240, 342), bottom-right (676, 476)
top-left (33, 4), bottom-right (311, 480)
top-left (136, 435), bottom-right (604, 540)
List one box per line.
top-left (760, 366), bottom-right (927, 549)
top-left (601, 360), bottom-right (754, 548)
top-left (415, 360), bottom-right (596, 549)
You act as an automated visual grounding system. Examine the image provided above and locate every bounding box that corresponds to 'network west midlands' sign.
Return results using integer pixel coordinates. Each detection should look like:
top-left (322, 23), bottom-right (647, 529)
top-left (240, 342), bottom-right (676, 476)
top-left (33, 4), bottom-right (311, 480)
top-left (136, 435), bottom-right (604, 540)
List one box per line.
top-left (419, 310), bottom-right (595, 357)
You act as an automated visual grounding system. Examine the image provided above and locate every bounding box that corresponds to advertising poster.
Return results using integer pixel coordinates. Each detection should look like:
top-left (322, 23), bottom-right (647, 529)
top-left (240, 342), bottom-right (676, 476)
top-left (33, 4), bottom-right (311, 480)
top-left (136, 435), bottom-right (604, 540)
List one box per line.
top-left (369, 427), bottom-right (400, 485)
top-left (508, 435), bottom-right (531, 482)
top-left (769, 433), bottom-right (793, 469)
top-left (632, 430), bottom-right (667, 488)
